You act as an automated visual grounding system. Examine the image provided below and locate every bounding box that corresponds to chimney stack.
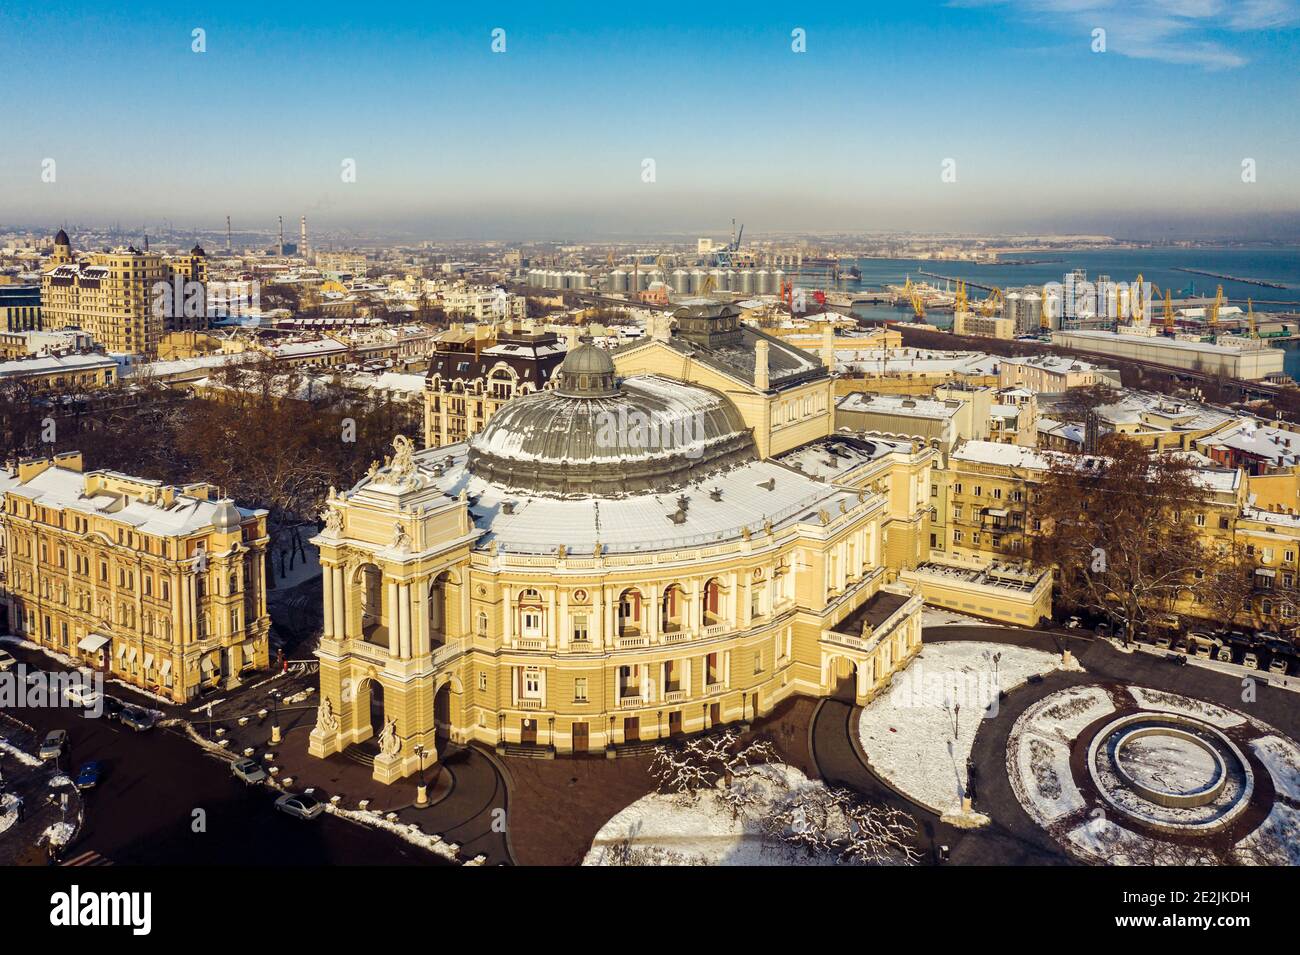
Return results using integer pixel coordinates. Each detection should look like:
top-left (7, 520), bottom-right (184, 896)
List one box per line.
top-left (822, 324), bottom-right (835, 366)
top-left (755, 339), bottom-right (770, 391)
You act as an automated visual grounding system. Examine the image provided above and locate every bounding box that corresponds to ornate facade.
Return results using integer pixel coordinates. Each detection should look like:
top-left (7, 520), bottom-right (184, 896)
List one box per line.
top-left (312, 345), bottom-right (926, 783)
top-left (0, 452), bottom-right (271, 701)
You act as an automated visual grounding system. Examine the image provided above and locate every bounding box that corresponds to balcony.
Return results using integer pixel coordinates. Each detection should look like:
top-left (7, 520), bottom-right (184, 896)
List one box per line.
top-left (662, 629), bottom-right (693, 645)
top-left (703, 681), bottom-right (726, 697)
top-left (664, 689), bottom-right (688, 704)
top-left (618, 634), bottom-right (649, 649)
top-left (516, 698), bottom-right (543, 711)
top-left (618, 695), bottom-right (645, 709)
top-left (517, 637), bottom-right (546, 651)
top-left (701, 623), bottom-right (729, 639)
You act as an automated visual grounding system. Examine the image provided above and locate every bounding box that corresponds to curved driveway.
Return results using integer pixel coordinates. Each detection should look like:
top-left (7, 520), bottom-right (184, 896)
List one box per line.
top-left (811, 625), bottom-right (1300, 865)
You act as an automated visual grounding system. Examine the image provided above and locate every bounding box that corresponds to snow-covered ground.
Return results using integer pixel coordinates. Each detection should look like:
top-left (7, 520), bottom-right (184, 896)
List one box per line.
top-left (586, 764), bottom-right (873, 866)
top-left (1126, 687), bottom-right (1247, 729)
top-left (0, 793), bottom-right (19, 836)
top-left (857, 641), bottom-right (1076, 815)
top-left (270, 541), bottom-right (321, 590)
top-left (1007, 686), bottom-right (1115, 824)
top-left (921, 608), bottom-right (997, 629)
top-left (0, 737), bottom-right (42, 768)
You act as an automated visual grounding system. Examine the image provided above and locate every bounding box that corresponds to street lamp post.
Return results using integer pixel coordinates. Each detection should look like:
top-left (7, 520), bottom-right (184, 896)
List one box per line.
top-left (413, 744), bottom-right (428, 808)
top-left (270, 690), bottom-right (282, 745)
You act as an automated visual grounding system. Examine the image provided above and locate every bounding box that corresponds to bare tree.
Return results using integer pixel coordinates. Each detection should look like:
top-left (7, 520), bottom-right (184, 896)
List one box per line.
top-left (649, 729), bottom-right (776, 809)
top-left (764, 785), bottom-right (920, 865)
top-left (1031, 435), bottom-right (1216, 642)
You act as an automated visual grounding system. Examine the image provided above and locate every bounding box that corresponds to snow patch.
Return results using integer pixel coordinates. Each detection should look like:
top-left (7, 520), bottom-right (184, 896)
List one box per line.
top-left (858, 641), bottom-right (1072, 815)
top-left (1126, 687), bottom-right (1246, 729)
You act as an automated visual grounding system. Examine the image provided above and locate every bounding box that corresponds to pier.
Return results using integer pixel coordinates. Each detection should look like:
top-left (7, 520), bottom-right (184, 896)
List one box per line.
top-left (1172, 266), bottom-right (1288, 290)
top-left (915, 270), bottom-right (996, 292)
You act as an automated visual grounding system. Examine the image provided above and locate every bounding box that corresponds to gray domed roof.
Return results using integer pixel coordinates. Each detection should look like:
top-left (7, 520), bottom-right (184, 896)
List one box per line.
top-left (555, 342), bottom-right (617, 397)
top-left (466, 375), bottom-right (755, 496)
top-left (211, 499), bottom-right (242, 532)
top-left (54, 229), bottom-right (70, 245)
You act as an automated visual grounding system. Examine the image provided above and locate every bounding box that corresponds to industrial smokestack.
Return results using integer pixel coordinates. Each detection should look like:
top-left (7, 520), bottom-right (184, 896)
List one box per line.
top-left (278, 216), bottom-right (284, 257)
top-left (300, 215), bottom-right (307, 258)
top-left (226, 215), bottom-right (232, 252)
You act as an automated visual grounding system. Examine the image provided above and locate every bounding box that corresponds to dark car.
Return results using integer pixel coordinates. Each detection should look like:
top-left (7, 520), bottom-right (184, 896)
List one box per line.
top-left (120, 707), bottom-right (156, 732)
top-left (75, 761), bottom-right (104, 790)
top-left (100, 697), bottom-right (125, 721)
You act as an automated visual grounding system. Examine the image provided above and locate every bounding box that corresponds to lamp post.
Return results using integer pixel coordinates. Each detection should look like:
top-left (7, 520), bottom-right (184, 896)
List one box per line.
top-left (270, 690), bottom-right (282, 745)
top-left (413, 743), bottom-right (429, 807)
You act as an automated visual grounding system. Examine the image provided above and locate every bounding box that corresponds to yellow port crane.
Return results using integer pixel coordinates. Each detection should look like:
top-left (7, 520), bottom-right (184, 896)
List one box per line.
top-left (1208, 285), bottom-right (1225, 331)
top-left (954, 280), bottom-right (968, 314)
top-left (1131, 274), bottom-right (1145, 324)
top-left (980, 287), bottom-right (1003, 317)
top-left (910, 289), bottom-right (927, 322)
top-left (1163, 289), bottom-right (1175, 335)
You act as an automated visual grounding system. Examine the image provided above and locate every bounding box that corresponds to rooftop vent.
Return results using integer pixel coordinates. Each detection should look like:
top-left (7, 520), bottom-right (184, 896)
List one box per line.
top-left (758, 477), bottom-right (776, 492)
top-left (501, 500), bottom-right (516, 515)
top-left (668, 509), bottom-right (688, 525)
top-left (709, 487), bottom-right (723, 502)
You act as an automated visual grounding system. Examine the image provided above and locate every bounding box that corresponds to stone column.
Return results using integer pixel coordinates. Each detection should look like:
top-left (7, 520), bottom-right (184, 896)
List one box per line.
top-left (322, 565), bottom-right (335, 638)
top-left (558, 590), bottom-right (569, 650)
top-left (386, 580), bottom-right (400, 657)
top-left (546, 589), bottom-right (557, 648)
top-left (502, 585), bottom-right (514, 646)
top-left (333, 569), bottom-right (346, 638)
top-left (398, 583), bottom-right (412, 659)
top-left (646, 584), bottom-right (658, 642)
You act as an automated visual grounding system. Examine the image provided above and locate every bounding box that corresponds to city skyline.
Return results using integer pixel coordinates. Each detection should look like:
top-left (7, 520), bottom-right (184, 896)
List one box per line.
top-left (2, 1), bottom-right (1299, 239)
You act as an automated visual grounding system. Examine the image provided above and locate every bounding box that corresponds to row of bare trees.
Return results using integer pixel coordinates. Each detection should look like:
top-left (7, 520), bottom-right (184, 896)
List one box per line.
top-left (1030, 434), bottom-right (1282, 639)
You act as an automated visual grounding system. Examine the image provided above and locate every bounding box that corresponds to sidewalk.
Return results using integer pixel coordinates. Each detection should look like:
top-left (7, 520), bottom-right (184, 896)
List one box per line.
top-left (0, 713), bottom-right (85, 865)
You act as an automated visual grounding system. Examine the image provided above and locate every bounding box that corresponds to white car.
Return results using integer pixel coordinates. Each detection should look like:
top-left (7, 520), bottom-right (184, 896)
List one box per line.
top-left (0, 649), bottom-right (15, 671)
top-left (1243, 652), bottom-right (1260, 670)
top-left (1269, 657), bottom-right (1289, 676)
top-left (1217, 646), bottom-right (1234, 663)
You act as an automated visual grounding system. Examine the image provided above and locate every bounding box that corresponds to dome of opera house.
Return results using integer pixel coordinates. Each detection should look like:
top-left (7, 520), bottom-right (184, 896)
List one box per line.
top-left (465, 343), bottom-right (757, 496)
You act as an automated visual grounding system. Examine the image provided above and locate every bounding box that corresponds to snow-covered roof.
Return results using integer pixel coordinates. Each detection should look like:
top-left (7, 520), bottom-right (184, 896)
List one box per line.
top-left (0, 352), bottom-right (117, 377)
top-left (837, 392), bottom-right (963, 420)
top-left (395, 445), bottom-right (873, 556)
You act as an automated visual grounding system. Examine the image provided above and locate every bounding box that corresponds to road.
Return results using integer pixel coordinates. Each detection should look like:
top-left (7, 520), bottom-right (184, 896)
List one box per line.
top-left (1, 654), bottom-right (447, 866)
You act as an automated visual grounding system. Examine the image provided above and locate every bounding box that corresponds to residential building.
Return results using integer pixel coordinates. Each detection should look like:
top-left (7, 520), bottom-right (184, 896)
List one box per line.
top-left (0, 452), bottom-right (271, 701)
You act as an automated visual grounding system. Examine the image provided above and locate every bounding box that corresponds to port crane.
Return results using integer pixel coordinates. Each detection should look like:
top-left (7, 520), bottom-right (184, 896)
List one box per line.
top-left (1163, 289), bottom-right (1175, 336)
top-left (910, 289), bottom-right (927, 322)
top-left (714, 219), bottom-right (744, 269)
top-left (954, 280), bottom-right (968, 314)
top-left (1208, 285), bottom-right (1225, 331)
top-left (979, 287), bottom-right (1003, 317)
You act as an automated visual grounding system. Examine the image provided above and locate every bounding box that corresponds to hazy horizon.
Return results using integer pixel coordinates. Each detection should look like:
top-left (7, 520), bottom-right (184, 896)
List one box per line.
top-left (3, 1), bottom-right (1299, 239)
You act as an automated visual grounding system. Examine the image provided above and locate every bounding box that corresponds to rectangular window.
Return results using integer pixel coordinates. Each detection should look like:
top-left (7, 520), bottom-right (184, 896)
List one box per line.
top-left (574, 677), bottom-right (588, 702)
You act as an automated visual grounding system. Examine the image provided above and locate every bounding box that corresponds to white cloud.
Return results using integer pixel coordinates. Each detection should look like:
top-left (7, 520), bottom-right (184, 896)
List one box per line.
top-left (958, 0), bottom-right (1299, 68)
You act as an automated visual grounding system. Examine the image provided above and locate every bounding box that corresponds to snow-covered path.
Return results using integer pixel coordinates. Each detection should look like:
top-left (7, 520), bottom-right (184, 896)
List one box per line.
top-left (858, 641), bottom-right (1076, 815)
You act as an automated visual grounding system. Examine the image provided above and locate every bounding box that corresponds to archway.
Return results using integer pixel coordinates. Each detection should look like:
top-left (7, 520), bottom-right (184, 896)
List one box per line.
top-left (428, 571), bottom-right (450, 648)
top-left (702, 578), bottom-right (723, 626)
top-left (617, 588), bottom-right (643, 637)
top-left (356, 563), bottom-right (384, 645)
top-left (661, 584), bottom-right (686, 634)
top-left (367, 679), bottom-right (386, 740)
top-left (434, 681), bottom-right (452, 750)
top-left (830, 657), bottom-right (857, 703)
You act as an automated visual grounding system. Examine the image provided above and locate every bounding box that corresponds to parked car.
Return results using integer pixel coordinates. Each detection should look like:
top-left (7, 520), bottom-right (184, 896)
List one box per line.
top-left (120, 707), bottom-right (156, 732)
top-left (1269, 657), bottom-right (1289, 676)
top-left (1094, 622), bottom-right (1112, 639)
top-left (0, 649), bottom-right (15, 671)
top-left (231, 758), bottom-right (268, 785)
top-left (1243, 652), bottom-right (1261, 670)
top-left (1065, 617), bottom-right (1081, 629)
top-left (274, 792), bottom-right (325, 821)
top-left (1194, 643), bottom-right (1212, 659)
top-left (64, 684), bottom-right (102, 709)
top-left (1217, 646), bottom-right (1234, 663)
top-left (100, 697), bottom-right (125, 721)
top-left (39, 729), bottom-right (68, 760)
top-left (1154, 635), bottom-right (1173, 650)
top-left (75, 761), bottom-right (104, 790)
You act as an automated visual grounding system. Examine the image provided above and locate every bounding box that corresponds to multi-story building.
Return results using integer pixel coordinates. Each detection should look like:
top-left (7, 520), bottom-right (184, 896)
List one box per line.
top-left (998, 354), bottom-right (1120, 393)
top-left (40, 231), bottom-right (178, 356)
top-left (0, 284), bottom-right (41, 332)
top-left (310, 347), bottom-right (929, 782)
top-left (0, 452), bottom-right (271, 701)
top-left (0, 352), bottom-right (118, 393)
top-left (423, 323), bottom-right (566, 448)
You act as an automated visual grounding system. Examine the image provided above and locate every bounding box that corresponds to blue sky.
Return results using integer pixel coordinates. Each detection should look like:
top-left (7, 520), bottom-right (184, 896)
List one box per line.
top-left (2, 1), bottom-right (1298, 238)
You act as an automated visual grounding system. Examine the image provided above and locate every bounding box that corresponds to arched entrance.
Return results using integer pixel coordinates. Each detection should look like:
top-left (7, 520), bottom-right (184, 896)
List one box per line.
top-left (702, 578), bottom-right (722, 627)
top-left (661, 584), bottom-right (686, 634)
top-left (428, 572), bottom-right (450, 648)
top-left (367, 679), bottom-right (386, 739)
top-left (829, 657), bottom-right (857, 703)
top-left (434, 681), bottom-right (452, 750)
top-left (356, 563), bottom-right (384, 645)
